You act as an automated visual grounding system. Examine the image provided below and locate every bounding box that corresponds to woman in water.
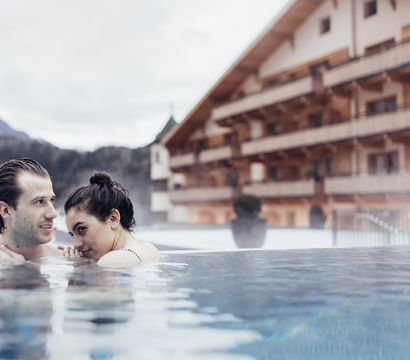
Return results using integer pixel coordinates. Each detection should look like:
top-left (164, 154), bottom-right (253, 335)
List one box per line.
top-left (62, 172), bottom-right (159, 267)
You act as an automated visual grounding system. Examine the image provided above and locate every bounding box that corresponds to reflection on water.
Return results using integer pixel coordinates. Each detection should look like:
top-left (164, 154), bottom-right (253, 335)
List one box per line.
top-left (2, 247), bottom-right (410, 358)
top-left (0, 263), bottom-right (51, 360)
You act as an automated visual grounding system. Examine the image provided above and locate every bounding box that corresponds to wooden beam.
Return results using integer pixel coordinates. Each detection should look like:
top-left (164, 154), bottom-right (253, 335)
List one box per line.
top-left (357, 81), bottom-right (383, 92)
top-left (255, 107), bottom-right (270, 119)
top-left (216, 117), bottom-right (234, 127)
top-left (325, 143), bottom-right (338, 153)
top-left (275, 104), bottom-right (288, 113)
top-left (383, 134), bottom-right (393, 148)
top-left (301, 147), bottom-right (311, 157)
top-left (390, 72), bottom-right (410, 83)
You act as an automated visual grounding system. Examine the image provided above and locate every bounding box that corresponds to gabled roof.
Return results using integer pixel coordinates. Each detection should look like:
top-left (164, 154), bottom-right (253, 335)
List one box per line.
top-left (163, 0), bottom-right (325, 148)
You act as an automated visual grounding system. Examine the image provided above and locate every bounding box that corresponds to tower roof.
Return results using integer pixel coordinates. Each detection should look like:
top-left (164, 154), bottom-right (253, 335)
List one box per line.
top-left (154, 115), bottom-right (177, 143)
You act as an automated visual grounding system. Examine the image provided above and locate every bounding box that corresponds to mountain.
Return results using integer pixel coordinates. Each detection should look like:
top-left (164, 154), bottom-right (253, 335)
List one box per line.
top-left (0, 119), bottom-right (153, 225)
top-left (0, 119), bottom-right (31, 141)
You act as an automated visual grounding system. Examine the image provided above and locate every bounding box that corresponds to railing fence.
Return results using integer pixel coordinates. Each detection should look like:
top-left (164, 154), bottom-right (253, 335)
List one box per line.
top-left (332, 208), bottom-right (410, 247)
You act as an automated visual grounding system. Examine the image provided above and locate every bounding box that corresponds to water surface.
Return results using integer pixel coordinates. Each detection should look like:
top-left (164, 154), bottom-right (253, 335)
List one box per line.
top-left (1, 247), bottom-right (410, 359)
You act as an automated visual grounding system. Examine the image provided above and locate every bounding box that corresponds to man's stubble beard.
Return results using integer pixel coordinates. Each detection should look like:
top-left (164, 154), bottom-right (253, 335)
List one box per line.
top-left (9, 218), bottom-right (50, 249)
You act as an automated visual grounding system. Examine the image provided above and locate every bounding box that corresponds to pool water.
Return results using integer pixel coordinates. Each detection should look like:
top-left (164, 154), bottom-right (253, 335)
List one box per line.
top-left (1, 246), bottom-right (410, 359)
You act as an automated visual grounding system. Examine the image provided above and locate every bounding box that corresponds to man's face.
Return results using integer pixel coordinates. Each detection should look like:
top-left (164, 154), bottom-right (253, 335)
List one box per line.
top-left (8, 172), bottom-right (58, 248)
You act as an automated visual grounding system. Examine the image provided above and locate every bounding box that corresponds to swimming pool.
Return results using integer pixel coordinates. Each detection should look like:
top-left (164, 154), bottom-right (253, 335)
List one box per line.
top-left (1, 246), bottom-right (410, 359)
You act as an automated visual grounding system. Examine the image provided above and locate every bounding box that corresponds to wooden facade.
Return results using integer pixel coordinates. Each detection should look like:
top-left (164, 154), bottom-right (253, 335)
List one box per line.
top-left (163, 0), bottom-right (410, 227)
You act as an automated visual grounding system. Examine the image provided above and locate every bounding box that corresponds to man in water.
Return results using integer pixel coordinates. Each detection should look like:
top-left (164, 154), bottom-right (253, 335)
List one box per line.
top-left (0, 158), bottom-right (62, 263)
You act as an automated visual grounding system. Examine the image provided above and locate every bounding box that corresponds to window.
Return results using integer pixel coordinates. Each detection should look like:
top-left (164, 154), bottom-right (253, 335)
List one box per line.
top-left (155, 151), bottom-right (161, 163)
top-left (225, 170), bottom-right (238, 187)
top-left (224, 133), bottom-right (236, 145)
top-left (267, 78), bottom-right (280, 87)
top-left (268, 123), bottom-right (281, 135)
top-left (366, 96), bottom-right (397, 115)
top-left (309, 113), bottom-right (323, 127)
top-left (268, 167), bottom-right (278, 181)
top-left (314, 159), bottom-right (333, 178)
top-left (368, 152), bottom-right (399, 174)
top-left (320, 17), bottom-right (331, 35)
top-left (207, 135), bottom-right (225, 148)
top-left (153, 180), bottom-right (168, 191)
top-left (364, 0), bottom-right (377, 18)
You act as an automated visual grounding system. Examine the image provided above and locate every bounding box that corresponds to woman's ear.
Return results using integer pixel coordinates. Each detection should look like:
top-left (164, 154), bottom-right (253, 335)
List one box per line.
top-left (108, 209), bottom-right (121, 229)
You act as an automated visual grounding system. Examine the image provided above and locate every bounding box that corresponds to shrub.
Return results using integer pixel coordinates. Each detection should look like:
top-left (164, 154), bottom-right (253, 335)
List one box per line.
top-left (233, 194), bottom-right (262, 218)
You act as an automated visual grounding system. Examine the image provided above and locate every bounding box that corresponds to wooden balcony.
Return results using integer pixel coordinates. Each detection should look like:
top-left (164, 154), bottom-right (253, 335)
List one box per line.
top-left (243, 180), bottom-right (315, 198)
top-left (325, 173), bottom-right (410, 195)
top-left (242, 107), bottom-right (410, 156)
top-left (169, 186), bottom-right (234, 203)
top-left (211, 76), bottom-right (313, 121)
top-left (169, 153), bottom-right (195, 169)
top-left (323, 42), bottom-right (410, 88)
top-left (198, 146), bottom-right (233, 164)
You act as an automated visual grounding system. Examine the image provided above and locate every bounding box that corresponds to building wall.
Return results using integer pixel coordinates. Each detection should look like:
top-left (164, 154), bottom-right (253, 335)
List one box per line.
top-left (403, 82), bottom-right (410, 104)
top-left (179, 204), bottom-right (234, 225)
top-left (355, 0), bottom-right (410, 55)
top-left (405, 144), bottom-right (410, 172)
top-left (166, 0), bottom-right (410, 227)
top-left (333, 151), bottom-right (352, 175)
top-left (262, 203), bottom-right (310, 228)
top-left (239, 74), bottom-right (262, 95)
top-left (359, 142), bottom-right (405, 175)
top-left (151, 143), bottom-right (170, 180)
top-left (260, 0), bottom-right (352, 79)
top-left (358, 82), bottom-right (404, 114)
top-left (168, 205), bottom-right (189, 223)
top-left (150, 143), bottom-right (172, 223)
top-left (151, 192), bottom-right (171, 212)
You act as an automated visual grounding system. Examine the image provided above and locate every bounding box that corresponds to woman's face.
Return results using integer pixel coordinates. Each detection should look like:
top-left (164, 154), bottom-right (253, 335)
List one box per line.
top-left (65, 208), bottom-right (114, 261)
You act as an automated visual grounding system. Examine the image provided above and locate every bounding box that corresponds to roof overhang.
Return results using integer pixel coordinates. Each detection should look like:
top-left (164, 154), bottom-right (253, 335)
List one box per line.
top-left (163, 0), bottom-right (325, 148)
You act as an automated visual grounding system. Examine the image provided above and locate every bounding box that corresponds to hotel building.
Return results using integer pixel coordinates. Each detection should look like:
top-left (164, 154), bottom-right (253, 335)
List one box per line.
top-left (163, 0), bottom-right (410, 228)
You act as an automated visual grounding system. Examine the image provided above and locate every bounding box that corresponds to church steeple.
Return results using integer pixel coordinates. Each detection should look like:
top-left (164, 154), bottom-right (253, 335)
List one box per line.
top-left (153, 107), bottom-right (177, 143)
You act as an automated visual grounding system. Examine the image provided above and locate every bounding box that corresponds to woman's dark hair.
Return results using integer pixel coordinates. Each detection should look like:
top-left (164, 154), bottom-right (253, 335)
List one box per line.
top-left (64, 172), bottom-right (136, 230)
top-left (0, 158), bottom-right (49, 233)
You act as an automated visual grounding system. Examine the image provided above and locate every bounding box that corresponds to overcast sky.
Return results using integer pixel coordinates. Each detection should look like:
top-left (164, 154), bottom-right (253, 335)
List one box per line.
top-left (0, 0), bottom-right (289, 151)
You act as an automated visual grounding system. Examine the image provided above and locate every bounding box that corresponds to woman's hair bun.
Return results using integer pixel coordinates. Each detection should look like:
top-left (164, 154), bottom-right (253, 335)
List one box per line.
top-left (89, 172), bottom-right (113, 186)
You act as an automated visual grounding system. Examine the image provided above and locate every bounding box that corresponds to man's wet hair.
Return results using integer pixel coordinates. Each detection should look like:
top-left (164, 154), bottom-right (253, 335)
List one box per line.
top-left (64, 172), bottom-right (136, 230)
top-left (0, 158), bottom-right (49, 233)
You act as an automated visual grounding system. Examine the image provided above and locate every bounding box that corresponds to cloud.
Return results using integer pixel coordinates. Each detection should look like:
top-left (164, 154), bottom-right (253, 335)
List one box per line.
top-left (0, 0), bottom-right (288, 150)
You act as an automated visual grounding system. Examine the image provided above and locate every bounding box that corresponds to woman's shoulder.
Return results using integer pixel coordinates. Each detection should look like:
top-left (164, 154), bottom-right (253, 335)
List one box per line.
top-left (97, 241), bottom-right (160, 268)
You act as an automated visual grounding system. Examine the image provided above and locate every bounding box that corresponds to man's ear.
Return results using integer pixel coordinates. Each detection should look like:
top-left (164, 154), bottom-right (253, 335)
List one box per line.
top-left (107, 209), bottom-right (121, 229)
top-left (0, 201), bottom-right (11, 218)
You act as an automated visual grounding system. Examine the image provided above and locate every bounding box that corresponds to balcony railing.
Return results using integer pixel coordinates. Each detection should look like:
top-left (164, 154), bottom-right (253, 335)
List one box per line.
top-left (323, 42), bottom-right (410, 88)
top-left (243, 180), bottom-right (315, 198)
top-left (325, 172), bottom-right (410, 195)
top-left (198, 146), bottom-right (233, 164)
top-left (169, 153), bottom-right (195, 168)
top-left (242, 107), bottom-right (410, 156)
top-left (169, 186), bottom-right (234, 203)
top-left (211, 76), bottom-right (313, 121)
